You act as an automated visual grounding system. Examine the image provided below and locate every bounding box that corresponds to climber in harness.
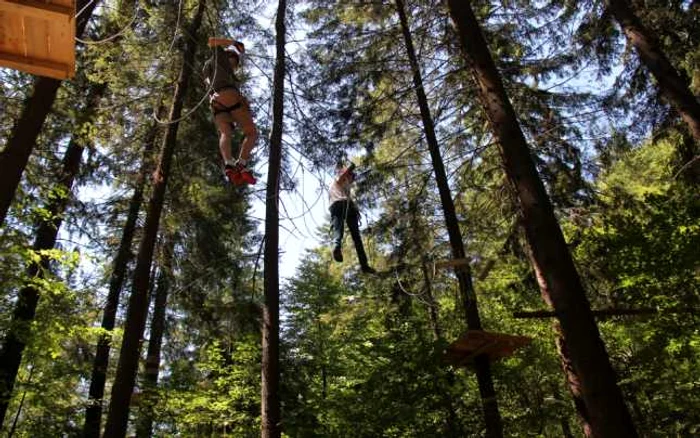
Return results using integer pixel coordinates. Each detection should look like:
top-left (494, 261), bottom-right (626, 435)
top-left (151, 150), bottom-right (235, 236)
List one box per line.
top-left (329, 162), bottom-right (376, 274)
top-left (204, 37), bottom-right (257, 185)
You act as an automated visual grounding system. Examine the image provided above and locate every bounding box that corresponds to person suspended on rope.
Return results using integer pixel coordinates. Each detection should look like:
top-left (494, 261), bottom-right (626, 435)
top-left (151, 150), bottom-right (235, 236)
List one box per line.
top-left (329, 162), bottom-right (376, 274)
top-left (204, 37), bottom-right (257, 185)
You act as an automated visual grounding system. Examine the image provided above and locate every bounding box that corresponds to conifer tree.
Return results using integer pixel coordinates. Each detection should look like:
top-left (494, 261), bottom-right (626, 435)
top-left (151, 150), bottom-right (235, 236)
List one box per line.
top-left (82, 116), bottom-right (159, 438)
top-left (394, 0), bottom-right (502, 435)
top-left (0, 0), bottom-right (101, 226)
top-left (102, 1), bottom-right (206, 435)
top-left (0, 81), bottom-right (107, 428)
top-left (445, 2), bottom-right (638, 436)
top-left (134, 235), bottom-right (173, 438)
top-left (262, 0), bottom-right (287, 436)
top-left (606, 0), bottom-right (700, 142)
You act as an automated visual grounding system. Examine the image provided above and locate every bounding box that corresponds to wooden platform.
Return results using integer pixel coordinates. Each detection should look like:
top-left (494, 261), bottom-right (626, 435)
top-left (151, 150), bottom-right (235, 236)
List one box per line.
top-left (434, 258), bottom-right (470, 271)
top-left (445, 330), bottom-right (531, 367)
top-left (0, 0), bottom-right (76, 79)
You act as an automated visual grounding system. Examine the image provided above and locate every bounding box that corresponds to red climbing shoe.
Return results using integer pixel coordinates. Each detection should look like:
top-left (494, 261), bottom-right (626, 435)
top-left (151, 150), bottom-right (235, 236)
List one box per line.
top-left (237, 166), bottom-right (256, 185)
top-left (225, 163), bottom-right (256, 185)
top-left (225, 164), bottom-right (243, 185)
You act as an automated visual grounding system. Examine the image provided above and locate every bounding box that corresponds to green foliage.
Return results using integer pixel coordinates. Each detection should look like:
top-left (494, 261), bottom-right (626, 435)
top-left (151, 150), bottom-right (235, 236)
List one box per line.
top-left (570, 136), bottom-right (700, 434)
top-left (156, 337), bottom-right (261, 437)
top-left (1, 0), bottom-right (699, 436)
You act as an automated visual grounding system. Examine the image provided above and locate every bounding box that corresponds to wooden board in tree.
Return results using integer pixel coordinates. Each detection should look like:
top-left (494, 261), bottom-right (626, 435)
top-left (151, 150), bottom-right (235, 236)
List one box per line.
top-left (0, 0), bottom-right (75, 79)
top-left (513, 307), bottom-right (658, 319)
top-left (445, 330), bottom-right (531, 367)
top-left (433, 258), bottom-right (470, 271)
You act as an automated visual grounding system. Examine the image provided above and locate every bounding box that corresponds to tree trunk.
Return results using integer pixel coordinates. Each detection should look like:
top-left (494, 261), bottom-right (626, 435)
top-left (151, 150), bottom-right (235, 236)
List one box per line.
top-left (135, 239), bottom-right (173, 438)
top-left (446, 2), bottom-right (637, 437)
top-left (555, 323), bottom-right (594, 438)
top-left (7, 366), bottom-right (33, 438)
top-left (0, 0), bottom-right (101, 226)
top-left (394, 1), bottom-right (503, 436)
top-left (529, 250), bottom-right (593, 437)
top-left (421, 262), bottom-right (442, 341)
top-left (261, 1), bottom-right (286, 437)
top-left (102, 1), bottom-right (205, 435)
top-left (607, 0), bottom-right (700, 142)
top-left (0, 82), bottom-right (106, 428)
top-left (419, 263), bottom-right (461, 437)
top-left (82, 119), bottom-right (159, 438)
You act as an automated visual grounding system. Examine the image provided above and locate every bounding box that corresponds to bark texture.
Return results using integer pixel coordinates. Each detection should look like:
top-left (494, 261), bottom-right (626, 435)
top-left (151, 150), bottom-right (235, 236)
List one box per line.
top-left (555, 323), bottom-right (594, 438)
top-left (261, 1), bottom-right (286, 437)
top-left (135, 240), bottom-right (173, 438)
top-left (82, 121), bottom-right (159, 438)
top-left (395, 0), bottom-right (502, 436)
top-left (446, 2), bottom-right (637, 437)
top-left (102, 1), bottom-right (205, 435)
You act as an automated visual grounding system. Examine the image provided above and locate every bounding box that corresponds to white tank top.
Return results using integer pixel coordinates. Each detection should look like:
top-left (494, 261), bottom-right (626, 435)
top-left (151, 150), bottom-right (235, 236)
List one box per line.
top-left (329, 177), bottom-right (351, 205)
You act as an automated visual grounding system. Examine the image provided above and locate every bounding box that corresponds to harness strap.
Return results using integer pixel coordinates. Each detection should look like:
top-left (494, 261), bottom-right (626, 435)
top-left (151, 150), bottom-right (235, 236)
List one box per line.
top-left (214, 85), bottom-right (239, 93)
top-left (211, 100), bottom-right (243, 116)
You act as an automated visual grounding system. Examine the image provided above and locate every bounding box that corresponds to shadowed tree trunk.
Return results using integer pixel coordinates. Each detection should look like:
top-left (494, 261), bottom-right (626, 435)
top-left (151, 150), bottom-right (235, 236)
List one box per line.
top-left (102, 1), bottom-right (205, 435)
top-left (135, 237), bottom-right (173, 438)
top-left (606, 0), bottom-right (700, 142)
top-left (446, 2), bottom-right (637, 437)
top-left (394, 0), bottom-right (502, 436)
top-left (0, 82), bottom-right (106, 428)
top-left (7, 365), bottom-right (33, 438)
top-left (555, 323), bottom-right (594, 437)
top-left (421, 262), bottom-right (442, 341)
top-left (82, 118), bottom-right (160, 438)
top-left (420, 263), bottom-right (460, 437)
top-left (262, 1), bottom-right (286, 437)
top-left (0, 0), bottom-right (101, 226)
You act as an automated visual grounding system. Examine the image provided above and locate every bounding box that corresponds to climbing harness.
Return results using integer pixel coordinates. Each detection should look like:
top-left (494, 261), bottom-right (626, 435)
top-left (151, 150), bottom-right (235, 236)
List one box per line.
top-left (210, 97), bottom-right (244, 116)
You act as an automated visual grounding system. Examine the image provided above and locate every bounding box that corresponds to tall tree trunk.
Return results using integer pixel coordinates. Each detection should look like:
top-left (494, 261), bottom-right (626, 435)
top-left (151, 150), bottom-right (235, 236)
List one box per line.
top-left (394, 1), bottom-right (503, 436)
top-left (261, 1), bottom-right (286, 437)
top-left (421, 262), bottom-right (442, 341)
top-left (102, 1), bottom-right (205, 435)
top-left (446, 2), bottom-right (637, 437)
top-left (528, 250), bottom-right (593, 437)
top-left (7, 366), bottom-right (33, 438)
top-left (420, 264), bottom-right (461, 437)
top-left (607, 0), bottom-right (700, 142)
top-left (82, 120), bottom-right (159, 438)
top-left (555, 323), bottom-right (594, 437)
top-left (0, 0), bottom-right (100, 226)
top-left (0, 82), bottom-right (106, 428)
top-left (135, 238), bottom-right (173, 438)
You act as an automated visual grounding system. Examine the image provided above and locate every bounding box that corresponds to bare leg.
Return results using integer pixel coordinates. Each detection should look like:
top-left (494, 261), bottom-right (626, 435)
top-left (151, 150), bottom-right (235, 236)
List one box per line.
top-left (229, 100), bottom-right (257, 162)
top-left (211, 88), bottom-right (256, 163)
top-left (214, 113), bottom-right (234, 162)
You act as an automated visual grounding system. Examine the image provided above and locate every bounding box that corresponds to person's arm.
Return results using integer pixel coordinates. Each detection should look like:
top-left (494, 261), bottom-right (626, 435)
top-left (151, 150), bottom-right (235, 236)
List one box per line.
top-left (202, 60), bottom-right (211, 86)
top-left (336, 166), bottom-right (355, 186)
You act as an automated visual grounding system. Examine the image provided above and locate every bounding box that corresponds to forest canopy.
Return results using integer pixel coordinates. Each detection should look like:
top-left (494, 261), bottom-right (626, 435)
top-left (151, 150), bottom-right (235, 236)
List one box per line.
top-left (0, 0), bottom-right (698, 437)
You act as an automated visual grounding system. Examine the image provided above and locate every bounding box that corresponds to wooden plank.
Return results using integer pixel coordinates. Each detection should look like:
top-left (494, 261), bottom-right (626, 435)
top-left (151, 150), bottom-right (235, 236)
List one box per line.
top-left (512, 308), bottom-right (658, 319)
top-left (0, 11), bottom-right (25, 55)
top-left (0, 0), bottom-right (73, 21)
top-left (434, 258), bottom-right (470, 270)
top-left (445, 330), bottom-right (531, 367)
top-left (0, 50), bottom-right (71, 78)
top-left (0, 4), bottom-right (75, 78)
